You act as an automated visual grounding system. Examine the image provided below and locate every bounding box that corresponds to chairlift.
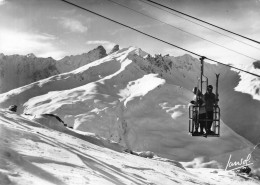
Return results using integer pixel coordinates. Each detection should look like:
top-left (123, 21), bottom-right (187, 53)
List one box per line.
top-left (188, 57), bottom-right (221, 137)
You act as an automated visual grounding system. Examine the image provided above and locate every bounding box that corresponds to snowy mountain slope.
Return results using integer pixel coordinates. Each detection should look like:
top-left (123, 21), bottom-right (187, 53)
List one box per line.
top-left (1, 110), bottom-right (260, 185)
top-left (1, 45), bottom-right (260, 145)
top-left (132, 53), bottom-right (260, 145)
top-left (21, 72), bottom-right (257, 165)
top-left (1, 46), bottom-right (260, 165)
top-left (216, 66), bottom-right (260, 144)
top-left (0, 47), bottom-right (138, 112)
top-left (0, 45), bottom-right (108, 94)
top-left (0, 47), bottom-right (211, 112)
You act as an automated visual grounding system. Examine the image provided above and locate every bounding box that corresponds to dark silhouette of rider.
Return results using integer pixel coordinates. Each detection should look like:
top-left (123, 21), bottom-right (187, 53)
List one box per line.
top-left (204, 85), bottom-right (218, 134)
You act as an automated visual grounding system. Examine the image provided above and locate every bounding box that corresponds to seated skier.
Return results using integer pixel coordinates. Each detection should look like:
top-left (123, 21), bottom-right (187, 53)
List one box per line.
top-left (190, 87), bottom-right (206, 134)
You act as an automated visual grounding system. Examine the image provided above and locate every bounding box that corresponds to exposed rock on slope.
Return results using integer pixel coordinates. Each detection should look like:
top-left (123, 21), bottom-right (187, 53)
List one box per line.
top-left (109, 44), bottom-right (120, 54)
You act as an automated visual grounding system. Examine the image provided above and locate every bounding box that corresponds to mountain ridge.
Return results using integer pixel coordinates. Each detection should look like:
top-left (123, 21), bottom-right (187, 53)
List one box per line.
top-left (0, 45), bottom-right (110, 94)
top-left (1, 46), bottom-right (259, 165)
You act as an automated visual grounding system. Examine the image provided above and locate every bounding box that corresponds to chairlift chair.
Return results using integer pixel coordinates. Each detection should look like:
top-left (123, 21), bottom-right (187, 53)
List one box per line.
top-left (188, 57), bottom-right (221, 137)
top-left (189, 105), bottom-right (220, 137)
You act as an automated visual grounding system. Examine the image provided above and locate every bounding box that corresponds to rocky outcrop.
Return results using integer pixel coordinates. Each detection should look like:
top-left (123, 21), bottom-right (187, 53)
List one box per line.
top-left (109, 45), bottom-right (120, 55)
top-left (253, 61), bottom-right (260, 69)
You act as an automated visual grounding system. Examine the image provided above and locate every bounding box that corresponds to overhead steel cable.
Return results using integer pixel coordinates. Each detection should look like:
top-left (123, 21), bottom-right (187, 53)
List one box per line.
top-left (106, 0), bottom-right (259, 61)
top-left (60, 0), bottom-right (200, 57)
top-left (59, 0), bottom-right (260, 78)
top-left (138, 0), bottom-right (260, 51)
top-left (145, 0), bottom-right (260, 45)
top-left (206, 57), bottom-right (260, 78)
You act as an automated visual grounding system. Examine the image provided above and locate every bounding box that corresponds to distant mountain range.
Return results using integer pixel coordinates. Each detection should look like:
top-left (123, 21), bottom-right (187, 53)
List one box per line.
top-left (0, 45), bottom-right (119, 94)
top-left (0, 45), bottom-right (260, 164)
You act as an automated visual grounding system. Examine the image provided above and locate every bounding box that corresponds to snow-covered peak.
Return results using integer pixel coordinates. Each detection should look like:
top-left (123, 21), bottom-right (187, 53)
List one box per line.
top-left (135, 47), bottom-right (149, 58)
top-left (124, 46), bottom-right (149, 58)
top-left (26, 53), bottom-right (36, 58)
top-left (56, 45), bottom-right (107, 73)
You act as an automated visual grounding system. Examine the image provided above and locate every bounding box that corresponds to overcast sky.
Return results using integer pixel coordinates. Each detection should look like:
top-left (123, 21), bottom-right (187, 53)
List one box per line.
top-left (0, 0), bottom-right (260, 66)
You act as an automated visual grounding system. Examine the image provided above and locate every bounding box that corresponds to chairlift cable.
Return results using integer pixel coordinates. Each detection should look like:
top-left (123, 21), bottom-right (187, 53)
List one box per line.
top-left (138, 0), bottom-right (260, 50)
top-left (144, 0), bottom-right (260, 45)
top-left (59, 0), bottom-right (260, 78)
top-left (60, 0), bottom-right (200, 57)
top-left (106, 0), bottom-right (259, 61)
top-left (207, 58), bottom-right (260, 78)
